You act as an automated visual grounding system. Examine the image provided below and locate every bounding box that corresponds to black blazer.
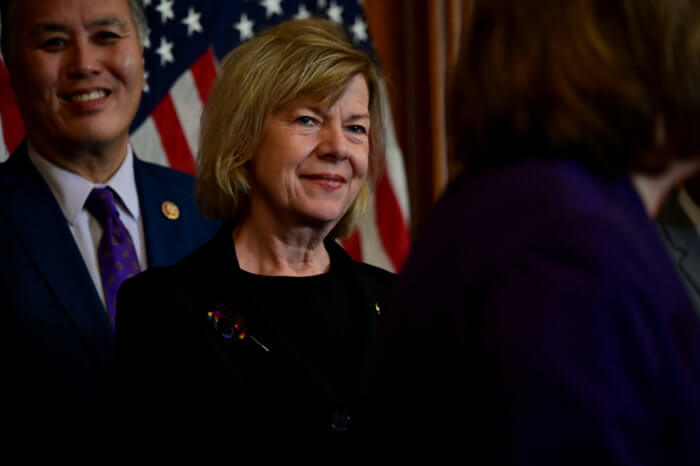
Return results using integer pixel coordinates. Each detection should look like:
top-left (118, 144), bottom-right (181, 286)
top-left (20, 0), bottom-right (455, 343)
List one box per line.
top-left (116, 225), bottom-right (394, 463)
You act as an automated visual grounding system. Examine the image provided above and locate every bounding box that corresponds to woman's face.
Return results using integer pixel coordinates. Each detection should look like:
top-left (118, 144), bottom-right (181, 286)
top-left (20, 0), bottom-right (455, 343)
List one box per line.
top-left (249, 74), bottom-right (370, 233)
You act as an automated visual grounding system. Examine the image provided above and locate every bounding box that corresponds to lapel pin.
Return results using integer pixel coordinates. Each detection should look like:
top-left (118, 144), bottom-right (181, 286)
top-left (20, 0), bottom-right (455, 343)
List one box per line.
top-left (207, 303), bottom-right (270, 352)
top-left (375, 302), bottom-right (381, 316)
top-left (161, 201), bottom-right (180, 220)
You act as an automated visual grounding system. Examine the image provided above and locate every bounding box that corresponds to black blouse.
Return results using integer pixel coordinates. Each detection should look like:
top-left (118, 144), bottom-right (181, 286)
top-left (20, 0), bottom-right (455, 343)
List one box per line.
top-left (239, 266), bottom-right (356, 405)
top-left (116, 225), bottom-right (394, 463)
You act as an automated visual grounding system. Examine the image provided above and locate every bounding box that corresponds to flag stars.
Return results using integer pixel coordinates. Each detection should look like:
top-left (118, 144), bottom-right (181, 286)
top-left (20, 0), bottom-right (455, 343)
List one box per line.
top-left (350, 17), bottom-right (368, 43)
top-left (143, 0), bottom-right (152, 6)
top-left (182, 7), bottom-right (203, 36)
top-left (318, 0), bottom-right (327, 8)
top-left (155, 37), bottom-right (175, 66)
top-left (234, 13), bottom-right (255, 41)
top-left (327, 1), bottom-right (344, 23)
top-left (155, 0), bottom-right (175, 24)
top-left (260, 0), bottom-right (283, 18)
top-left (294, 4), bottom-right (311, 20)
top-left (143, 71), bottom-right (150, 93)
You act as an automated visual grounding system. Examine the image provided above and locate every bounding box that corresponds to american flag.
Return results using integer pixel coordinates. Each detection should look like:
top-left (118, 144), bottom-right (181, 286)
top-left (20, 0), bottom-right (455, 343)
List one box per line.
top-left (0, 0), bottom-right (410, 272)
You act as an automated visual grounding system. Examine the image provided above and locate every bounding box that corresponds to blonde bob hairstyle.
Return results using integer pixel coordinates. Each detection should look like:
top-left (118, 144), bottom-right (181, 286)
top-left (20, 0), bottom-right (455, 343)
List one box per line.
top-left (196, 18), bottom-right (386, 239)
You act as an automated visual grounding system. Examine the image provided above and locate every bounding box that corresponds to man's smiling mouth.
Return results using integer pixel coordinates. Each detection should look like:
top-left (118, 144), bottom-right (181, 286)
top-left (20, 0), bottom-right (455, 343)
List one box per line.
top-left (64, 89), bottom-right (110, 103)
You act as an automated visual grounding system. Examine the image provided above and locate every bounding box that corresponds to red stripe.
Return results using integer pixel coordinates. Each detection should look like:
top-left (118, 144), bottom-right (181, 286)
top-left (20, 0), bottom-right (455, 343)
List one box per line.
top-left (0, 60), bottom-right (26, 154)
top-left (341, 228), bottom-right (363, 262)
top-left (151, 93), bottom-right (196, 174)
top-left (376, 172), bottom-right (410, 271)
top-left (190, 49), bottom-right (217, 104)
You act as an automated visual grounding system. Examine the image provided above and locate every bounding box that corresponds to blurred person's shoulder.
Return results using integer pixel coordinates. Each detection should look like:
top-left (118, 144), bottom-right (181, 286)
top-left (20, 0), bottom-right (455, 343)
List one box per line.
top-left (407, 159), bottom-right (642, 273)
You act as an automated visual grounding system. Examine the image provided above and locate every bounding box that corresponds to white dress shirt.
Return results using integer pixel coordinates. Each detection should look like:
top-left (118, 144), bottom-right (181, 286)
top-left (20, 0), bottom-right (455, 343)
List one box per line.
top-left (27, 142), bottom-right (148, 308)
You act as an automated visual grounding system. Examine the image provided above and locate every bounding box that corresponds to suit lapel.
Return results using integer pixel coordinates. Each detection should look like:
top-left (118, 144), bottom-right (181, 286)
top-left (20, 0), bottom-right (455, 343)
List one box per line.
top-left (658, 194), bottom-right (700, 299)
top-left (134, 157), bottom-right (184, 267)
top-left (0, 146), bottom-right (112, 338)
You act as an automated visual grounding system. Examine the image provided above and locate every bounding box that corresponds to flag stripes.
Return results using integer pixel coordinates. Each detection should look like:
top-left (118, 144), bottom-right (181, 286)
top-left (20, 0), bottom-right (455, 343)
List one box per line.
top-left (0, 1), bottom-right (411, 272)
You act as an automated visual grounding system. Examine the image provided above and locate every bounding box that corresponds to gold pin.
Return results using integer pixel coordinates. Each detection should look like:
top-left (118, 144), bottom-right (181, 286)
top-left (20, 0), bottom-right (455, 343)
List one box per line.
top-left (161, 201), bottom-right (180, 220)
top-left (375, 303), bottom-right (381, 316)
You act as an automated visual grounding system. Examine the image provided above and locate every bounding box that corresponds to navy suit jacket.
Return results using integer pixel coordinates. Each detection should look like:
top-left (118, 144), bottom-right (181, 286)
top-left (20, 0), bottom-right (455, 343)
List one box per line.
top-left (376, 160), bottom-right (700, 465)
top-left (0, 142), bottom-right (219, 464)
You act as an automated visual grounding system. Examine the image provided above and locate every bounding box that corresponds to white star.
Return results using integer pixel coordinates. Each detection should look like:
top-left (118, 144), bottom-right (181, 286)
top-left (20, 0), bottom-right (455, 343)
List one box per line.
top-left (350, 17), bottom-right (368, 42)
top-left (155, 37), bottom-right (174, 66)
top-left (182, 7), bottom-right (203, 36)
top-left (294, 4), bottom-right (311, 20)
top-left (234, 13), bottom-right (255, 41)
top-left (260, 0), bottom-right (283, 18)
top-left (155, 0), bottom-right (175, 24)
top-left (143, 27), bottom-right (151, 48)
top-left (318, 0), bottom-right (327, 8)
top-left (143, 71), bottom-right (150, 93)
top-left (327, 1), bottom-right (344, 24)
top-left (143, 0), bottom-right (152, 6)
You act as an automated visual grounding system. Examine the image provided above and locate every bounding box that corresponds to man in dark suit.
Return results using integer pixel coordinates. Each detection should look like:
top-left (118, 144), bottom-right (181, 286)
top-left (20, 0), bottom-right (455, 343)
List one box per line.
top-left (0, 0), bottom-right (218, 462)
top-left (657, 174), bottom-right (700, 314)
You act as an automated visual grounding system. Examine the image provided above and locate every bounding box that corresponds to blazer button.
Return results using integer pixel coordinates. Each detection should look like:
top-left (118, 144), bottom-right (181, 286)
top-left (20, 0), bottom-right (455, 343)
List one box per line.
top-left (330, 412), bottom-right (351, 432)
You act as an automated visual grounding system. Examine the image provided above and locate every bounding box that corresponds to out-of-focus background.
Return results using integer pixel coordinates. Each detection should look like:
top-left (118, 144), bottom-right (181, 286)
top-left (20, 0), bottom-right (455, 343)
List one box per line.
top-left (366, 0), bottom-right (472, 232)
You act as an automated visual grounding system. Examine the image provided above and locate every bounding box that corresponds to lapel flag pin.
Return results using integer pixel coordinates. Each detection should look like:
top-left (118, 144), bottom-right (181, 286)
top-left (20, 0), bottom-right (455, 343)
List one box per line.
top-left (161, 201), bottom-right (180, 220)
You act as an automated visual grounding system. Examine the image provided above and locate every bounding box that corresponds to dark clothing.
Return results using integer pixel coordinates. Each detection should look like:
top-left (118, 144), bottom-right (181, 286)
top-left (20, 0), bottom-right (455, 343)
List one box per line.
top-left (239, 269), bottom-right (356, 401)
top-left (116, 225), bottom-right (394, 463)
top-left (376, 160), bottom-right (700, 465)
top-left (0, 142), bottom-right (219, 464)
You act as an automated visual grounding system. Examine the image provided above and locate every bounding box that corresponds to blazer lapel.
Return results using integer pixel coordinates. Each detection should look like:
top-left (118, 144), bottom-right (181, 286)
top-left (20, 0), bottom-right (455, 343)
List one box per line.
top-left (658, 194), bottom-right (700, 300)
top-left (326, 240), bottom-right (381, 403)
top-left (0, 146), bottom-right (112, 338)
top-left (134, 157), bottom-right (185, 267)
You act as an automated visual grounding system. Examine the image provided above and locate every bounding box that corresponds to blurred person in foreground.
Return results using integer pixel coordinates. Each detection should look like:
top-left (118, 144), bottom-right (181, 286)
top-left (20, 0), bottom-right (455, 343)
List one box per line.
top-left (375, 0), bottom-right (700, 464)
top-left (0, 0), bottom-right (217, 462)
top-left (116, 18), bottom-right (394, 462)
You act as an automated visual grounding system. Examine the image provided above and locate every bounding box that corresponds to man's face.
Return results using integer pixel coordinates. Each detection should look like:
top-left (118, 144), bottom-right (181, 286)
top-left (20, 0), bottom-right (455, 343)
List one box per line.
top-left (8, 0), bottom-right (144, 156)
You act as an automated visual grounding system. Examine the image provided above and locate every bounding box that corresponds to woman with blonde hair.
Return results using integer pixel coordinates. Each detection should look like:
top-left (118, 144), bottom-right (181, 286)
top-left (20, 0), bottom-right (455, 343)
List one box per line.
top-left (117, 18), bottom-right (393, 462)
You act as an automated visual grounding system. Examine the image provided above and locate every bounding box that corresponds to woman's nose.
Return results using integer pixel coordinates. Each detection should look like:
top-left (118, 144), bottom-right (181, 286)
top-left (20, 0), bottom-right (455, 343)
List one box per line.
top-left (318, 123), bottom-right (348, 161)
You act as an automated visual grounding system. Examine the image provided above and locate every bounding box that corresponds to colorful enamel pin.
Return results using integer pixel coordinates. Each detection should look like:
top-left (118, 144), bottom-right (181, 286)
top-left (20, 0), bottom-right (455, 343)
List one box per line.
top-left (207, 303), bottom-right (269, 352)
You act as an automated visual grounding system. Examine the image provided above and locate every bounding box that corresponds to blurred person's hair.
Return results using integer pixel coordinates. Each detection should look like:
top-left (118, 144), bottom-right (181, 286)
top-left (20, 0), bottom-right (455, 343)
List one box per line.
top-left (196, 18), bottom-right (386, 238)
top-left (451, 0), bottom-right (700, 177)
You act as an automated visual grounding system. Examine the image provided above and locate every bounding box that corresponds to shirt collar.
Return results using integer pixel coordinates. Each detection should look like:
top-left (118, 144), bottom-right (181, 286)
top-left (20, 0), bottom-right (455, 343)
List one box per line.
top-left (27, 142), bottom-right (141, 226)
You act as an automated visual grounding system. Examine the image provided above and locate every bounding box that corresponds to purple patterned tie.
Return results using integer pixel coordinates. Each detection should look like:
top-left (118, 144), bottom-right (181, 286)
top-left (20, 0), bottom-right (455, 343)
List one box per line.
top-left (85, 187), bottom-right (141, 329)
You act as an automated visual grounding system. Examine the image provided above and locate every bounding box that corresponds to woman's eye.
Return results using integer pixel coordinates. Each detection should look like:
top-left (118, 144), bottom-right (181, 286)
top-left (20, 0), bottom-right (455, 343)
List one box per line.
top-left (348, 125), bottom-right (367, 135)
top-left (296, 116), bottom-right (316, 126)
